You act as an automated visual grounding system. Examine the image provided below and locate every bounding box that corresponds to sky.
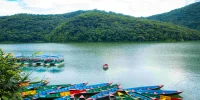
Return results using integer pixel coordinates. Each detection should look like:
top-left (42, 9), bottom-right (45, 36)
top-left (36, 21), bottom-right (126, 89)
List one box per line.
top-left (0, 0), bottom-right (199, 17)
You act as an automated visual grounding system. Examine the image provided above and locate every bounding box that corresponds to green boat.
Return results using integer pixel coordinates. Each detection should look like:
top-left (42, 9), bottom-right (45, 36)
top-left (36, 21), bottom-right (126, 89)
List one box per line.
top-left (21, 84), bottom-right (71, 97)
top-left (86, 84), bottom-right (119, 93)
top-left (36, 84), bottom-right (71, 90)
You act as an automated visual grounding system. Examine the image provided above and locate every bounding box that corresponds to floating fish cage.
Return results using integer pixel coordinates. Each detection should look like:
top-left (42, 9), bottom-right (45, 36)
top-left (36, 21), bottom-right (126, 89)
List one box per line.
top-left (14, 55), bottom-right (64, 66)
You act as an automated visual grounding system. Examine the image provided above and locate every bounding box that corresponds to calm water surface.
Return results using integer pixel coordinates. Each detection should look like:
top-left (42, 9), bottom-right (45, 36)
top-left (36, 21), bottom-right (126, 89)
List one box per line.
top-left (0, 42), bottom-right (200, 99)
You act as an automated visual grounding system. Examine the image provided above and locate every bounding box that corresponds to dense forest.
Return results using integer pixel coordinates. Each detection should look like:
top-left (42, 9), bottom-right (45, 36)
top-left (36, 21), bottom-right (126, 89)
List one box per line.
top-left (47, 10), bottom-right (200, 42)
top-left (0, 11), bottom-right (85, 43)
top-left (0, 3), bottom-right (200, 42)
top-left (148, 2), bottom-right (200, 31)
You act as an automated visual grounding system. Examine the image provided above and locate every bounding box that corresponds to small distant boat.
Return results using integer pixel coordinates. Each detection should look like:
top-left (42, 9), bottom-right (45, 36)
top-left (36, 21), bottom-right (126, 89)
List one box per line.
top-left (103, 64), bottom-right (109, 70)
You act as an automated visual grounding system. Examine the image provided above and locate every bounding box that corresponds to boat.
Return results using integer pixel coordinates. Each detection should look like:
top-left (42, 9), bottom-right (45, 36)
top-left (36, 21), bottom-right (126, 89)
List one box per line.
top-left (103, 64), bottom-right (109, 70)
top-left (40, 90), bottom-right (87, 100)
top-left (29, 56), bottom-right (44, 66)
top-left (86, 84), bottom-right (119, 93)
top-left (43, 55), bottom-right (64, 66)
top-left (36, 84), bottom-right (71, 90)
top-left (114, 91), bottom-right (134, 100)
top-left (141, 93), bottom-right (183, 100)
top-left (123, 85), bottom-right (164, 91)
top-left (34, 83), bottom-right (111, 99)
top-left (87, 88), bottom-right (119, 100)
top-left (18, 80), bottom-right (47, 87)
top-left (19, 82), bottom-right (183, 100)
top-left (21, 84), bottom-right (71, 96)
top-left (14, 54), bottom-right (64, 66)
top-left (126, 91), bottom-right (154, 100)
top-left (135, 90), bottom-right (183, 95)
top-left (23, 81), bottom-right (49, 90)
top-left (71, 84), bottom-right (120, 99)
top-left (33, 83), bottom-right (88, 99)
top-left (76, 82), bottom-right (112, 90)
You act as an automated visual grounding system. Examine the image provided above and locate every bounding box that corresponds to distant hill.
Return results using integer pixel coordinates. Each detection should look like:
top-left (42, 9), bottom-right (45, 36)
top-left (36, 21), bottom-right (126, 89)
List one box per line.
top-left (47, 10), bottom-right (200, 42)
top-left (148, 2), bottom-right (200, 31)
top-left (0, 10), bottom-right (200, 43)
top-left (0, 10), bottom-right (85, 42)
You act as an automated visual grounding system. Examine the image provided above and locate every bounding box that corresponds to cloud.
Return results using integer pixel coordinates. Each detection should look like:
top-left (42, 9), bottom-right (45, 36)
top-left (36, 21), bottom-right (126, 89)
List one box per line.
top-left (0, 0), bottom-right (197, 17)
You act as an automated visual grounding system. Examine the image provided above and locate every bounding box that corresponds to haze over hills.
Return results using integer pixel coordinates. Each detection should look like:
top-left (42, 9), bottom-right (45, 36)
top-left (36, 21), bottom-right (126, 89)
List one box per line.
top-left (148, 2), bottom-right (200, 31)
top-left (0, 3), bottom-right (200, 43)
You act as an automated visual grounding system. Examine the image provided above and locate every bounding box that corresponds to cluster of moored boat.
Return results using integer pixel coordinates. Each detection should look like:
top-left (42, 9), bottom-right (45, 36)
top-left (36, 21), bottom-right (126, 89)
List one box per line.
top-left (14, 55), bottom-right (64, 66)
top-left (19, 80), bottom-right (183, 100)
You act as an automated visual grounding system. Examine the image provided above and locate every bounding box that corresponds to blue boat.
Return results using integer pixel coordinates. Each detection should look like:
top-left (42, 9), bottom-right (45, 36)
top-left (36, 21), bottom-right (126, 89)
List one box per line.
top-left (24, 81), bottom-right (48, 90)
top-left (87, 88), bottom-right (119, 99)
top-left (135, 90), bottom-right (183, 95)
top-left (33, 83), bottom-right (87, 99)
top-left (76, 82), bottom-right (112, 90)
top-left (126, 91), bottom-right (153, 100)
top-left (123, 85), bottom-right (164, 91)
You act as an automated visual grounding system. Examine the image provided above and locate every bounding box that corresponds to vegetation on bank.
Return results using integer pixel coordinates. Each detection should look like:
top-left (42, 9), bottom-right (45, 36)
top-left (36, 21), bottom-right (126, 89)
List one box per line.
top-left (148, 2), bottom-right (200, 31)
top-left (47, 10), bottom-right (200, 42)
top-left (0, 49), bottom-right (25, 100)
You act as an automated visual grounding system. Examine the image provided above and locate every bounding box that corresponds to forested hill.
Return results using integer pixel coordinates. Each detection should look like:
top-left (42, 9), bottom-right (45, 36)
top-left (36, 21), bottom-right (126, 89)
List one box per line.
top-left (0, 10), bottom-right (200, 43)
top-left (0, 10), bottom-right (86, 42)
top-left (148, 2), bottom-right (200, 31)
top-left (47, 10), bottom-right (200, 42)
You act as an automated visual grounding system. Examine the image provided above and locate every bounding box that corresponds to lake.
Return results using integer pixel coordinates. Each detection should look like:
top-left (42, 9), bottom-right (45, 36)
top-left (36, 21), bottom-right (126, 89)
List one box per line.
top-left (0, 42), bottom-right (200, 99)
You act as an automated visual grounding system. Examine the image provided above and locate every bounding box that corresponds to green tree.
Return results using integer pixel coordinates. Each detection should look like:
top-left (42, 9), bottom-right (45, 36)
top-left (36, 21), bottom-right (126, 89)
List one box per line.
top-left (0, 49), bottom-right (23, 100)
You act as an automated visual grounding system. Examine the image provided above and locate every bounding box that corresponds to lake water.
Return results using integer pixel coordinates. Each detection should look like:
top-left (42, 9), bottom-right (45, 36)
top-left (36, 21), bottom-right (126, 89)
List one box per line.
top-left (0, 42), bottom-right (200, 99)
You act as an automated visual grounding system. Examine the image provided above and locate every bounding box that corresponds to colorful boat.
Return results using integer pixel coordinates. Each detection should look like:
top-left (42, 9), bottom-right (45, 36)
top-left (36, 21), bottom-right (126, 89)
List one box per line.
top-left (123, 85), bottom-right (164, 91)
top-left (114, 91), bottom-right (134, 100)
top-left (23, 81), bottom-right (49, 90)
top-left (21, 84), bottom-right (71, 96)
top-left (14, 54), bottom-right (64, 66)
top-left (103, 64), bottom-right (109, 70)
top-left (38, 90), bottom-right (86, 99)
top-left (20, 82), bottom-right (183, 100)
top-left (76, 82), bottom-right (112, 90)
top-left (45, 83), bottom-right (113, 100)
top-left (86, 84), bottom-right (119, 93)
top-left (126, 91), bottom-right (154, 100)
top-left (36, 84), bottom-right (71, 90)
top-left (141, 93), bottom-right (183, 100)
top-left (33, 83), bottom-right (87, 99)
top-left (87, 88), bottom-right (119, 100)
top-left (135, 90), bottom-right (183, 95)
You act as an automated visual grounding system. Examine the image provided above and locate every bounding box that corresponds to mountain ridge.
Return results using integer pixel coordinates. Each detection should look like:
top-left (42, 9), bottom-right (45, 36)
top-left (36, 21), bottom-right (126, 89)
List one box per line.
top-left (148, 2), bottom-right (200, 31)
top-left (0, 7), bottom-right (200, 42)
top-left (47, 10), bottom-right (200, 42)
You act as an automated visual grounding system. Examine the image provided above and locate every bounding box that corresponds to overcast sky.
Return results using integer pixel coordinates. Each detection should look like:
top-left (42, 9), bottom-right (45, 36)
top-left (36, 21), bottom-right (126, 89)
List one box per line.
top-left (0, 0), bottom-right (199, 17)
